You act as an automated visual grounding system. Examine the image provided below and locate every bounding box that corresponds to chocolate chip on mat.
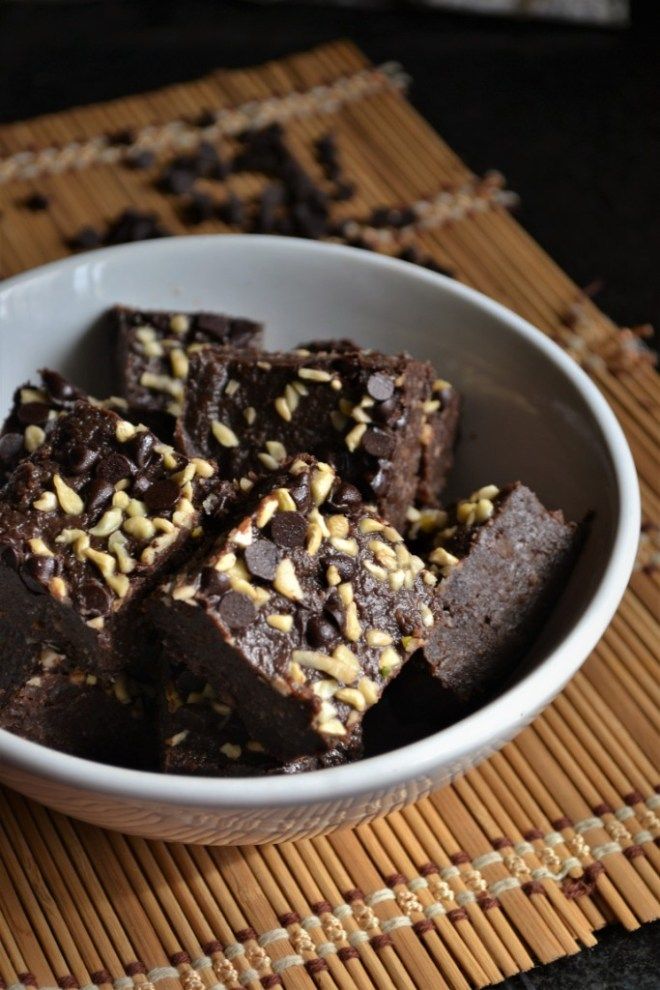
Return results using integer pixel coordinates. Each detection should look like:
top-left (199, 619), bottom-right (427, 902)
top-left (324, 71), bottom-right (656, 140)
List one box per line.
top-left (182, 191), bottom-right (215, 225)
top-left (216, 193), bottom-right (245, 226)
top-left (218, 590), bottom-right (256, 629)
top-left (126, 149), bottom-right (156, 170)
top-left (244, 539), bottom-right (280, 581)
top-left (69, 226), bottom-right (102, 250)
top-left (24, 192), bottom-right (50, 212)
top-left (271, 512), bottom-right (308, 548)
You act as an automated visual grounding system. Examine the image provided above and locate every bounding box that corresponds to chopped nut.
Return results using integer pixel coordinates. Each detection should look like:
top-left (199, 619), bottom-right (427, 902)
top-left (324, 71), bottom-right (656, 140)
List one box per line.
top-left (53, 474), bottom-right (84, 514)
top-left (244, 406), bottom-right (257, 425)
top-left (284, 383), bottom-right (299, 412)
top-left (86, 616), bottom-right (105, 630)
top-left (474, 498), bottom-right (495, 523)
top-left (274, 558), bottom-right (304, 601)
top-left (172, 583), bottom-right (198, 601)
top-left (108, 531), bottom-right (137, 573)
top-left (166, 730), bottom-right (189, 747)
top-left (327, 514), bottom-right (350, 539)
top-left (266, 613), bottom-right (293, 632)
top-left (423, 399), bottom-right (441, 414)
top-left (214, 552), bottom-right (237, 572)
top-left (379, 646), bottom-right (402, 677)
top-left (330, 536), bottom-right (358, 557)
top-left (332, 644), bottom-right (361, 681)
top-left (107, 572), bottom-right (130, 598)
top-left (345, 422), bottom-right (367, 452)
top-left (89, 507), bottom-right (124, 537)
top-left (382, 525), bottom-right (403, 543)
top-left (170, 313), bottom-right (190, 334)
top-left (173, 497), bottom-right (195, 527)
top-left (294, 648), bottom-right (358, 684)
top-left (84, 546), bottom-right (116, 579)
top-left (33, 491), bottom-right (57, 512)
top-left (421, 604), bottom-right (435, 628)
top-left (24, 424), bottom-right (46, 453)
top-left (312, 678), bottom-right (339, 699)
top-left (192, 457), bottom-right (215, 479)
top-left (358, 677), bottom-right (379, 706)
top-left (318, 718), bottom-right (347, 737)
top-left (115, 419), bottom-right (137, 443)
top-left (28, 537), bottom-right (53, 557)
top-left (359, 517), bottom-right (384, 534)
top-left (20, 387), bottom-right (47, 404)
top-left (123, 516), bottom-right (156, 541)
top-left (274, 396), bottom-right (292, 422)
top-left (428, 546), bottom-right (460, 570)
top-left (433, 378), bottom-right (452, 392)
top-left (113, 491), bottom-right (131, 510)
top-left (257, 453), bottom-right (280, 471)
top-left (326, 564), bottom-right (341, 586)
top-left (220, 742), bottom-right (242, 761)
top-left (266, 440), bottom-right (287, 463)
top-left (365, 629), bottom-right (393, 647)
top-left (230, 519), bottom-right (254, 548)
top-left (49, 576), bottom-right (68, 600)
top-left (344, 601), bottom-right (362, 642)
top-left (388, 569), bottom-right (406, 592)
top-left (298, 367), bottom-right (332, 382)
top-left (212, 420), bottom-right (240, 448)
top-left (275, 487), bottom-right (297, 512)
top-left (402, 635), bottom-right (425, 652)
top-left (334, 687), bottom-right (366, 711)
top-left (305, 521), bottom-right (324, 556)
top-left (172, 462), bottom-right (196, 487)
top-left (364, 560), bottom-right (388, 582)
top-left (169, 348), bottom-right (189, 380)
top-left (311, 466), bottom-right (335, 505)
top-left (475, 484), bottom-right (500, 501)
top-left (338, 582), bottom-right (353, 605)
top-left (141, 372), bottom-right (184, 399)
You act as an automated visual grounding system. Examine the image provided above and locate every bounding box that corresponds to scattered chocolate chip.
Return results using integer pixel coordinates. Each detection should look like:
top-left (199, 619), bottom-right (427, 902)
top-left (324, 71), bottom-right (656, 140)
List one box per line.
top-left (24, 192), bottom-right (50, 212)
top-left (244, 539), bottom-right (279, 581)
top-left (366, 373), bottom-right (395, 402)
top-left (370, 397), bottom-right (397, 424)
top-left (126, 149), bottom-right (156, 170)
top-left (0, 542), bottom-right (21, 569)
top-left (159, 165), bottom-right (196, 196)
top-left (78, 580), bottom-right (112, 616)
top-left (95, 452), bottom-right (135, 484)
top-left (69, 226), bottom-right (102, 250)
top-left (65, 442), bottom-right (99, 475)
top-left (105, 208), bottom-right (171, 244)
top-left (107, 128), bottom-right (135, 146)
top-left (20, 555), bottom-right (55, 594)
top-left (128, 431), bottom-right (155, 468)
top-left (424, 258), bottom-right (453, 277)
top-left (218, 590), bottom-right (256, 629)
top-left (200, 566), bottom-right (230, 598)
top-left (306, 615), bottom-right (338, 648)
top-left (41, 369), bottom-right (80, 404)
top-left (194, 108), bottom-right (217, 128)
top-left (0, 432), bottom-right (23, 464)
top-left (271, 512), bottom-right (308, 548)
top-left (398, 245), bottom-right (420, 264)
top-left (143, 478), bottom-right (180, 513)
top-left (323, 591), bottom-right (344, 629)
top-left (332, 181), bottom-right (355, 202)
top-left (288, 474), bottom-right (312, 512)
top-left (216, 193), bottom-right (245, 226)
top-left (328, 481), bottom-right (362, 512)
top-left (16, 402), bottom-right (50, 426)
top-left (362, 428), bottom-right (395, 459)
top-left (314, 134), bottom-right (337, 166)
top-left (85, 478), bottom-right (114, 519)
top-left (182, 191), bottom-right (215, 225)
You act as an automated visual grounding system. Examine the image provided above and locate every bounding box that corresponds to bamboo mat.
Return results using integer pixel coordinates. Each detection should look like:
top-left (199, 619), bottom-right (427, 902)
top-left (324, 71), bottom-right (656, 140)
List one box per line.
top-left (0, 40), bottom-right (658, 990)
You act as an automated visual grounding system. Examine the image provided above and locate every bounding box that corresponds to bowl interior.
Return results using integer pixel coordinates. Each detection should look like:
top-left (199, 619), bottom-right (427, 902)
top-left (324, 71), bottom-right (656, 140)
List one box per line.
top-left (0, 235), bottom-right (627, 769)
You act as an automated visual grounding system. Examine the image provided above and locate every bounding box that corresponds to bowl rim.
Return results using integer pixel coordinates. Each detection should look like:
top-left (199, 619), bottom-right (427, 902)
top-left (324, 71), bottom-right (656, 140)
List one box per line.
top-left (0, 235), bottom-right (641, 809)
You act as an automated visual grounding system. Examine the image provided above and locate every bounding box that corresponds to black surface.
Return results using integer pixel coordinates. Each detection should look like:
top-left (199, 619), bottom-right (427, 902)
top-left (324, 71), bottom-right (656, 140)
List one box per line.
top-left (0, 3), bottom-right (658, 983)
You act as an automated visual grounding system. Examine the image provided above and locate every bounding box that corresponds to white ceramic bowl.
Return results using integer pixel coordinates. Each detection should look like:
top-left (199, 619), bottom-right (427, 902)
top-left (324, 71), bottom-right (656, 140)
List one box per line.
top-left (0, 236), bottom-right (639, 844)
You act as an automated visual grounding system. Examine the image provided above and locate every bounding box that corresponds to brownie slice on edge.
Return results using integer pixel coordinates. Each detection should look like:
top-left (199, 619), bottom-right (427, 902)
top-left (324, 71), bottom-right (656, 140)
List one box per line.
top-left (0, 369), bottom-right (129, 486)
top-left (418, 482), bottom-right (580, 700)
top-left (0, 401), bottom-right (220, 676)
top-left (160, 660), bottom-right (361, 775)
top-left (112, 305), bottom-right (263, 434)
top-left (151, 455), bottom-right (436, 760)
top-left (176, 345), bottom-right (446, 530)
top-left (0, 645), bottom-right (155, 768)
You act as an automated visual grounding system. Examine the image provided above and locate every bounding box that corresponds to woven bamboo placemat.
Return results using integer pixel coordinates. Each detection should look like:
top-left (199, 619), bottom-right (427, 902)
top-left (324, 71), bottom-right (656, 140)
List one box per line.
top-left (0, 40), bottom-right (658, 990)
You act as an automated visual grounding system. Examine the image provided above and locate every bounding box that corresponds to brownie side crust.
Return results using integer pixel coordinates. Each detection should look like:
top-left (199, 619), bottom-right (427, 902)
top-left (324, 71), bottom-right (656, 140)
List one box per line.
top-left (422, 482), bottom-right (580, 699)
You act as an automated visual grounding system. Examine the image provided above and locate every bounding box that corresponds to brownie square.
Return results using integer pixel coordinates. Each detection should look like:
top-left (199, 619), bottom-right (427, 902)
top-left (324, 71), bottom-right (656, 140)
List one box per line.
top-left (175, 345), bottom-right (443, 530)
top-left (0, 401), bottom-right (219, 675)
top-left (152, 455), bottom-right (436, 759)
top-left (112, 305), bottom-right (263, 432)
top-left (419, 482), bottom-right (580, 698)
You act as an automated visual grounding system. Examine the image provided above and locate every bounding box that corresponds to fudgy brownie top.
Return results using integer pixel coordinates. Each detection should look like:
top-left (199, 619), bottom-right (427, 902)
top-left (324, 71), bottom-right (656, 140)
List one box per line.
top-left (176, 346), bottom-right (443, 530)
top-left (0, 401), bottom-right (217, 623)
top-left (159, 456), bottom-right (436, 752)
top-left (0, 369), bottom-right (129, 486)
top-left (113, 305), bottom-right (263, 419)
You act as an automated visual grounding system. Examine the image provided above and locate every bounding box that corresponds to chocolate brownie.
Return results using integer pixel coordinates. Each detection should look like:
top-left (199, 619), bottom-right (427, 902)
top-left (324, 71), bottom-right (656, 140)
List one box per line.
top-left (176, 346), bottom-right (443, 530)
top-left (112, 305), bottom-right (263, 433)
top-left (0, 369), bottom-right (129, 486)
top-left (0, 401), bottom-right (219, 675)
top-left (160, 661), bottom-right (361, 775)
top-left (420, 482), bottom-right (580, 699)
top-left (0, 645), bottom-right (155, 768)
top-left (152, 455), bottom-right (436, 759)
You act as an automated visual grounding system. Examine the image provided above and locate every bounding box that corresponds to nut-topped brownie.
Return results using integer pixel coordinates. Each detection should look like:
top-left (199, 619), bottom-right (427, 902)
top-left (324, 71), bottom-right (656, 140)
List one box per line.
top-left (112, 305), bottom-right (263, 431)
top-left (416, 482), bottom-right (579, 699)
top-left (175, 345), bottom-right (445, 530)
top-left (297, 340), bottom-right (460, 506)
top-left (160, 661), bottom-right (361, 775)
top-left (152, 455), bottom-right (436, 759)
top-left (0, 644), bottom-right (155, 768)
top-left (0, 401), bottom-right (219, 675)
top-left (0, 369), bottom-right (129, 486)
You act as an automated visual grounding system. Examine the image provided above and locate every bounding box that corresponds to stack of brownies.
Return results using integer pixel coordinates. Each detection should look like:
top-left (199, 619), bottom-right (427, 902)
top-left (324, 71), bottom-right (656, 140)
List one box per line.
top-left (0, 306), bottom-right (579, 773)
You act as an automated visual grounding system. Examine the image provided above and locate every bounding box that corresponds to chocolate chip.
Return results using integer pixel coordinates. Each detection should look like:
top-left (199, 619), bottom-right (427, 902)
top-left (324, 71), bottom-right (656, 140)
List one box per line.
top-left (20, 555), bottom-right (55, 594)
top-left (0, 542), bottom-right (21, 569)
top-left (65, 442), bottom-right (98, 475)
top-left (398, 245), bottom-right (420, 264)
top-left (126, 149), bottom-right (155, 170)
top-left (0, 432), bottom-right (24, 464)
top-left (24, 192), bottom-right (50, 212)
top-left (200, 566), bottom-right (230, 598)
top-left (328, 481), bottom-right (362, 512)
top-left (196, 312), bottom-right (229, 339)
top-left (314, 134), bottom-right (337, 166)
top-left (244, 539), bottom-right (279, 581)
top-left (85, 478), bottom-right (114, 519)
top-left (321, 553), bottom-right (356, 583)
top-left (323, 591), bottom-right (344, 629)
top-left (144, 478), bottom-right (180, 513)
top-left (128, 431), bottom-right (155, 468)
top-left (159, 165), bottom-right (196, 196)
top-left (95, 451), bottom-right (135, 484)
top-left (17, 402), bottom-right (51, 426)
top-left (218, 590), bottom-right (255, 629)
top-left (194, 108), bottom-right (217, 128)
top-left (370, 397), bottom-right (397, 424)
top-left (78, 580), bottom-right (112, 616)
top-left (288, 474), bottom-right (312, 512)
top-left (216, 193), bottom-right (244, 226)
top-left (69, 226), bottom-right (102, 250)
top-left (305, 615), bottom-right (338, 648)
top-left (182, 191), bottom-right (215, 225)
top-left (332, 181), bottom-right (355, 202)
top-left (41, 369), bottom-right (79, 405)
top-left (271, 512), bottom-right (307, 548)
top-left (107, 128), bottom-right (135, 146)
top-left (131, 472), bottom-right (152, 497)
top-left (366, 374), bottom-right (395, 403)
top-left (362, 428), bottom-right (395, 459)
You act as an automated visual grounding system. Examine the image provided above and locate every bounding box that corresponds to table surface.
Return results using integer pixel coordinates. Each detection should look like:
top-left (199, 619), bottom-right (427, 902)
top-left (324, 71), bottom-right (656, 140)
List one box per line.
top-left (0, 2), bottom-right (657, 985)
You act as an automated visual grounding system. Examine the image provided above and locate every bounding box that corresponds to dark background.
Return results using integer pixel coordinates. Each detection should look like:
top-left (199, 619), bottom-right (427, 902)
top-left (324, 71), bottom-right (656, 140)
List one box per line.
top-left (0, 2), bottom-right (658, 984)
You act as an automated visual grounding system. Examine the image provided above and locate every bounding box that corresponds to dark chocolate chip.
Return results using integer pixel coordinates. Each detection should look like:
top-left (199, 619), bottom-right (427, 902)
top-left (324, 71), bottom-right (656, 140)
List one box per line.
top-left (218, 590), bottom-right (256, 629)
top-left (85, 478), bottom-right (114, 519)
top-left (159, 166), bottom-right (196, 196)
top-left (126, 149), bottom-right (156, 170)
top-left (288, 474), bottom-right (312, 512)
top-left (0, 542), bottom-right (21, 569)
top-left (182, 191), bottom-right (215, 225)
top-left (271, 512), bottom-right (307, 548)
top-left (128, 431), bottom-right (155, 468)
top-left (65, 441), bottom-right (99, 474)
top-left (196, 312), bottom-right (229, 339)
top-left (216, 193), bottom-right (245, 226)
top-left (20, 555), bottom-right (55, 594)
top-left (366, 373), bottom-right (395, 402)
top-left (194, 108), bottom-right (216, 128)
top-left (323, 591), bottom-right (344, 630)
top-left (16, 401), bottom-right (51, 426)
top-left (200, 566), bottom-right (230, 598)
top-left (244, 539), bottom-right (279, 581)
top-left (41, 369), bottom-right (79, 404)
top-left (0, 432), bottom-right (24, 464)
top-left (143, 478), bottom-right (180, 513)
top-left (95, 452), bottom-right (135, 484)
top-left (78, 580), bottom-right (112, 616)
top-left (24, 192), bottom-right (50, 212)
top-left (305, 616), bottom-right (338, 648)
top-left (398, 245), bottom-right (420, 264)
top-left (321, 554), bottom-right (355, 583)
top-left (314, 134), bottom-right (337, 165)
top-left (69, 226), bottom-right (102, 250)
top-left (328, 481), bottom-right (362, 512)
top-left (370, 397), bottom-right (397, 424)
top-left (362, 428), bottom-right (395, 459)
top-left (107, 128), bottom-right (135, 146)
top-left (332, 181), bottom-right (355, 202)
